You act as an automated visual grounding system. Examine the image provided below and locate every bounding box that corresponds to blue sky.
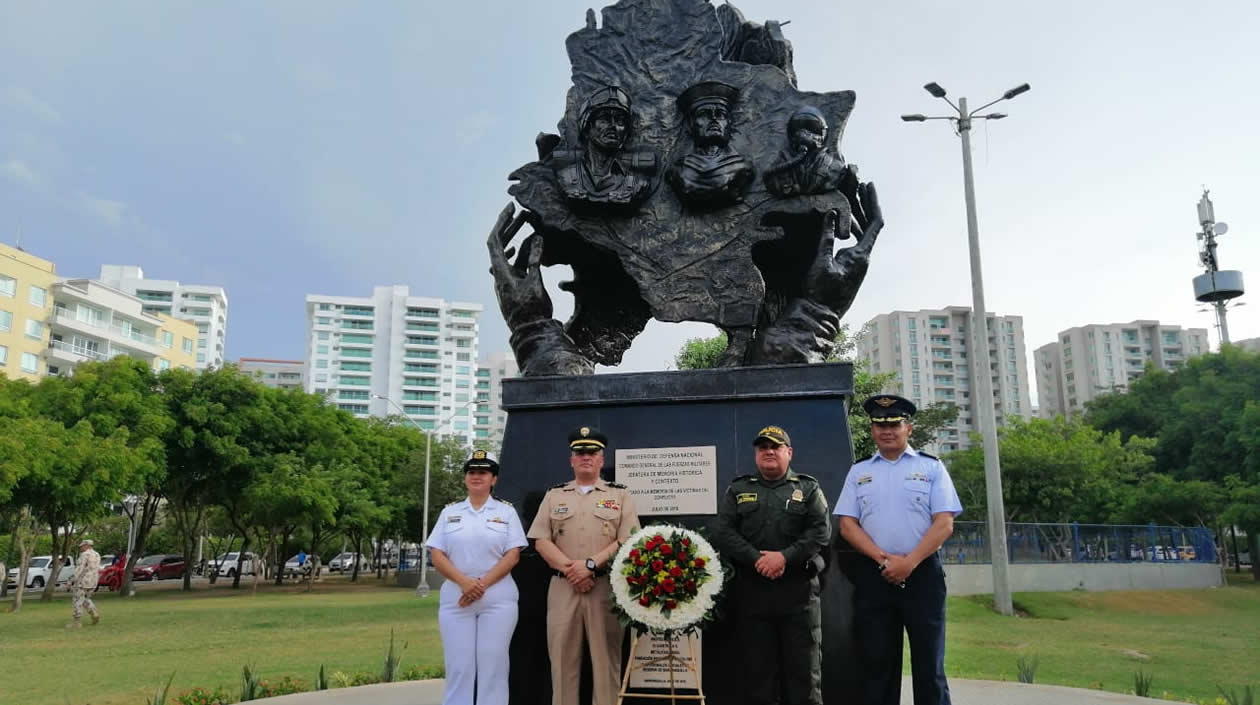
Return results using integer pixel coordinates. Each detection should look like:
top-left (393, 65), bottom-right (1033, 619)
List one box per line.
top-left (2, 0), bottom-right (1257, 388)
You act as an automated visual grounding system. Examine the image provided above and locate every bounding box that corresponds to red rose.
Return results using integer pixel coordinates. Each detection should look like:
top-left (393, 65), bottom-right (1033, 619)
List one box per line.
top-left (627, 576), bottom-right (637, 585)
top-left (665, 599), bottom-right (677, 609)
top-left (669, 567), bottom-right (683, 577)
top-left (684, 580), bottom-right (696, 592)
top-left (653, 534), bottom-right (664, 544)
top-left (639, 596), bottom-right (652, 606)
top-left (629, 549), bottom-right (640, 559)
top-left (652, 560), bottom-right (664, 572)
top-left (635, 557), bottom-right (645, 566)
top-left (677, 552), bottom-right (688, 562)
top-left (659, 544), bottom-right (673, 555)
top-left (681, 538), bottom-right (691, 547)
top-left (653, 585), bottom-right (663, 596)
top-left (663, 580), bottom-right (676, 593)
top-left (693, 558), bottom-right (705, 568)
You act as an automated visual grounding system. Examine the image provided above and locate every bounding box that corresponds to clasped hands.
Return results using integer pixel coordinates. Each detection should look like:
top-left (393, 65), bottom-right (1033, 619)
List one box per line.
top-left (754, 550), bottom-right (787, 579)
top-left (875, 551), bottom-right (916, 585)
top-left (561, 560), bottom-right (596, 594)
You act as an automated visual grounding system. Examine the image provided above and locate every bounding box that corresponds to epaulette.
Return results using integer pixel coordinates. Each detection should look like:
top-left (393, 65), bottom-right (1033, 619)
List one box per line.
top-left (494, 497), bottom-right (514, 506)
top-left (918, 451), bottom-right (939, 461)
top-left (606, 481), bottom-right (627, 489)
top-left (550, 481), bottom-right (570, 489)
top-left (794, 473), bottom-right (818, 483)
top-left (733, 474), bottom-right (758, 483)
top-left (445, 500), bottom-right (461, 507)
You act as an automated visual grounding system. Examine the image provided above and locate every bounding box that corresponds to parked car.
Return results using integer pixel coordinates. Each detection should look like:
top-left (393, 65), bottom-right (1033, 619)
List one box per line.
top-left (132, 555), bottom-right (186, 581)
top-left (97, 558), bottom-right (126, 592)
top-left (327, 552), bottom-right (370, 573)
top-left (4, 555), bottom-right (74, 590)
top-left (210, 552), bottom-right (260, 578)
top-left (283, 554), bottom-right (313, 579)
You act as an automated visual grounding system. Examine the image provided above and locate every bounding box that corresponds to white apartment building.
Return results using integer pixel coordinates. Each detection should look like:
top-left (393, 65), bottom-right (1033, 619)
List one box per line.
top-left (237, 358), bottom-right (306, 391)
top-left (857, 306), bottom-right (1033, 453)
top-left (46, 279), bottom-right (199, 376)
top-left (305, 285), bottom-right (483, 445)
top-left (477, 351), bottom-right (518, 449)
top-left (1236, 337), bottom-right (1260, 353)
top-left (1034, 321), bottom-right (1210, 418)
top-left (98, 265), bottom-right (228, 370)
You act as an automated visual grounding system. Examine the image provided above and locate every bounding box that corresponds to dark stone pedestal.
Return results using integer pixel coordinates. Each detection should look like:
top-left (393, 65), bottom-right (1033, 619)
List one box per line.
top-left (500, 364), bottom-right (862, 705)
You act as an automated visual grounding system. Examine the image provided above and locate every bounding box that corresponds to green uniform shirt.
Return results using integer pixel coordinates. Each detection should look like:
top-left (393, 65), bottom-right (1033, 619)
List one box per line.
top-left (713, 469), bottom-right (830, 615)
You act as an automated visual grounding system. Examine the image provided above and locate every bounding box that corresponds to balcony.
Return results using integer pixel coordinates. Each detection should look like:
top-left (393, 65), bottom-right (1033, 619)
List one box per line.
top-left (47, 339), bottom-right (106, 365)
top-left (50, 309), bottom-right (160, 357)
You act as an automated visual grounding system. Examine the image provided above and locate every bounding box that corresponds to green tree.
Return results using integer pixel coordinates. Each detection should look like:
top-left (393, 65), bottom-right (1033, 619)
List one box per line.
top-left (672, 325), bottom-right (959, 459)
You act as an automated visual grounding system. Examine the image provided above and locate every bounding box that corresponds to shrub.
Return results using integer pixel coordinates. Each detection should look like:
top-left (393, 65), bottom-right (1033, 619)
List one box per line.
top-left (351, 672), bottom-right (381, 686)
top-left (1134, 670), bottom-right (1154, 697)
top-left (381, 628), bottom-right (407, 683)
top-left (1218, 685), bottom-right (1255, 705)
top-left (257, 676), bottom-right (308, 697)
top-left (146, 672), bottom-right (177, 705)
top-left (239, 664), bottom-right (261, 701)
top-left (177, 686), bottom-right (231, 705)
top-left (1016, 654), bottom-right (1039, 684)
top-left (401, 664), bottom-right (445, 681)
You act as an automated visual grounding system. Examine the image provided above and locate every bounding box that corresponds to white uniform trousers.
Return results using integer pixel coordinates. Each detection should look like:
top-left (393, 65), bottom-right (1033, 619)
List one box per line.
top-left (438, 577), bottom-right (519, 705)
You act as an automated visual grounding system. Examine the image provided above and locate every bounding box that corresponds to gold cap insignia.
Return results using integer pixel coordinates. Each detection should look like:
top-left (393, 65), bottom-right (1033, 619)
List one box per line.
top-left (875, 397), bottom-right (896, 407)
top-left (791, 489), bottom-right (804, 502)
top-left (580, 427), bottom-right (590, 437)
top-left (472, 450), bottom-right (487, 460)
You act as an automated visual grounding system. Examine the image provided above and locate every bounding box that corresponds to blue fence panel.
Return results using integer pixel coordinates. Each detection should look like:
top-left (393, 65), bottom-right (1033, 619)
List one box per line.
top-left (941, 522), bottom-right (1218, 564)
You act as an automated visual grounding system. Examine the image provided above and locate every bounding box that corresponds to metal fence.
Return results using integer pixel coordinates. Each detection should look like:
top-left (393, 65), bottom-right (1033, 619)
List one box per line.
top-left (941, 522), bottom-right (1218, 564)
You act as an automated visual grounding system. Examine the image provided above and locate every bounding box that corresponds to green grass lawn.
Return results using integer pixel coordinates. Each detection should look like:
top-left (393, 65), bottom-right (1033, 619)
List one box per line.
top-left (1, 573), bottom-right (1256, 705)
top-left (0, 578), bottom-right (442, 705)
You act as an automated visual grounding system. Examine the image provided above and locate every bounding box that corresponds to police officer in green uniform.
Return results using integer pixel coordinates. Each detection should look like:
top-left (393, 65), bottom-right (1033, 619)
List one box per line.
top-left (713, 425), bottom-right (830, 705)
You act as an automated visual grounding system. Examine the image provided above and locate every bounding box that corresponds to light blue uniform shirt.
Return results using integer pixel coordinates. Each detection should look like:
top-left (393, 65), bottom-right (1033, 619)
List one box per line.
top-left (426, 497), bottom-right (527, 578)
top-left (833, 446), bottom-right (963, 556)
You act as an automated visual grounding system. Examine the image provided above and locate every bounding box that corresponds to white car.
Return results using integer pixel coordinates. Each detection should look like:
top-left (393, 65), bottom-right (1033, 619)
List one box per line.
top-left (283, 554), bottom-right (313, 578)
top-left (5, 555), bottom-right (75, 590)
top-left (327, 552), bottom-right (371, 573)
top-left (209, 552), bottom-right (260, 578)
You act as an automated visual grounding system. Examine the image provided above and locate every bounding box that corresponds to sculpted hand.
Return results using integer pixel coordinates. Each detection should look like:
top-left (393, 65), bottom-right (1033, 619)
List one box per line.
top-left (755, 550), bottom-right (787, 579)
top-left (803, 181), bottom-right (883, 318)
top-left (487, 202), bottom-right (552, 331)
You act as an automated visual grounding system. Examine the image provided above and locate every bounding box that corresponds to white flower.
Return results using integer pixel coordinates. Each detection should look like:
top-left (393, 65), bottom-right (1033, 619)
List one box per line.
top-left (610, 524), bottom-right (725, 634)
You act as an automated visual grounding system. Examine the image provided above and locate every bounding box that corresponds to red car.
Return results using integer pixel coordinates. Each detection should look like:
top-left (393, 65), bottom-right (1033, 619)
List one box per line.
top-left (132, 555), bottom-right (186, 581)
top-left (97, 555), bottom-right (127, 592)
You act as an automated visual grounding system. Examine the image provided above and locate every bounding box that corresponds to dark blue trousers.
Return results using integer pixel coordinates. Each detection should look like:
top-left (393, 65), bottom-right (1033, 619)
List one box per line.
top-left (853, 554), bottom-right (951, 705)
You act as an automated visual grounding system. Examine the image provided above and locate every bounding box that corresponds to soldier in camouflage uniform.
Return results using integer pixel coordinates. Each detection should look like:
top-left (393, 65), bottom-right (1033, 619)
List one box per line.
top-left (713, 425), bottom-right (830, 705)
top-left (68, 538), bottom-right (101, 628)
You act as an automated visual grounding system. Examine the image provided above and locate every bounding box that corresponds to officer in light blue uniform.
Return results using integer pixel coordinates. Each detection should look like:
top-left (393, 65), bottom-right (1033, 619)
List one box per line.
top-left (427, 450), bottom-right (527, 705)
top-left (834, 394), bottom-right (962, 705)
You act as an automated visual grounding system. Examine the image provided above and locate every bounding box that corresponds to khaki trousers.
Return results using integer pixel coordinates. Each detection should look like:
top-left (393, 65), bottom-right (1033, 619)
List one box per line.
top-left (546, 575), bottom-right (623, 705)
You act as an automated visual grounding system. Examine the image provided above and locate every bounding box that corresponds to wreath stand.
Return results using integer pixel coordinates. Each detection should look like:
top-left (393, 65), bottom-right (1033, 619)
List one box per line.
top-left (616, 630), bottom-right (705, 704)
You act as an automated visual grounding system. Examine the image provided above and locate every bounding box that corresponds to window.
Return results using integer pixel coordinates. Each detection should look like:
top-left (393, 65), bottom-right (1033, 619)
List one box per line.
top-left (341, 361), bottom-right (370, 371)
top-left (315, 373), bottom-right (328, 383)
top-left (0, 344), bottom-right (7, 366)
top-left (317, 317), bottom-right (331, 325)
top-left (341, 334), bottom-right (374, 345)
top-left (456, 366), bottom-right (470, 375)
top-left (156, 358), bottom-right (171, 371)
top-left (341, 348), bottom-right (372, 358)
top-left (318, 331), bottom-right (330, 341)
top-left (161, 331), bottom-right (173, 348)
top-left (456, 353), bottom-right (471, 361)
top-left (339, 390), bottom-right (371, 400)
top-left (196, 352), bottom-right (206, 363)
top-left (0, 309), bottom-right (10, 332)
top-left (20, 352), bottom-right (38, 374)
top-left (182, 337), bottom-right (194, 353)
top-left (0, 275), bottom-right (15, 297)
top-left (316, 360), bottom-right (328, 369)
top-left (24, 319), bottom-right (43, 340)
top-left (28, 285), bottom-right (46, 307)
top-left (197, 338), bottom-right (207, 348)
top-left (317, 344), bottom-right (329, 354)
top-left (319, 303), bottom-right (333, 311)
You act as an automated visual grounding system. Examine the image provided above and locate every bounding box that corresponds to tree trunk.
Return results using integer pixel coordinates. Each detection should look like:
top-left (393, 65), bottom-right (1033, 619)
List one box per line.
top-left (41, 520), bottom-right (64, 603)
top-left (121, 494), bottom-right (162, 598)
top-left (350, 534), bottom-right (361, 583)
top-left (0, 519), bottom-right (16, 599)
top-left (232, 535), bottom-right (250, 589)
top-left (375, 535), bottom-right (384, 580)
top-left (1249, 531), bottom-right (1259, 581)
top-left (9, 508), bottom-right (34, 613)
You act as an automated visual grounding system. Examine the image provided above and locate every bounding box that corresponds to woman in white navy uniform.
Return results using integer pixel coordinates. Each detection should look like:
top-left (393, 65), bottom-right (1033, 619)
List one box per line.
top-left (427, 450), bottom-right (527, 705)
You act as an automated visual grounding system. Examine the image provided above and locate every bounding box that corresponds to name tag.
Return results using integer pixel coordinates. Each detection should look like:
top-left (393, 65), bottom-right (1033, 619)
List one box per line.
top-left (736, 493), bottom-right (758, 504)
top-left (553, 505), bottom-right (569, 515)
top-left (856, 475), bottom-right (873, 486)
top-left (447, 515), bottom-right (461, 523)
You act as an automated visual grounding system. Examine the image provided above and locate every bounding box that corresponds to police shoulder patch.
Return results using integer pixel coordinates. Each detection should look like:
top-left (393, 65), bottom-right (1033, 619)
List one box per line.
top-left (606, 481), bottom-right (627, 489)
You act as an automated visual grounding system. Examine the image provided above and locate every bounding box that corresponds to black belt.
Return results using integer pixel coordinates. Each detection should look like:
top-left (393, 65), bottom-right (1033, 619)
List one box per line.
top-left (554, 568), bottom-right (608, 578)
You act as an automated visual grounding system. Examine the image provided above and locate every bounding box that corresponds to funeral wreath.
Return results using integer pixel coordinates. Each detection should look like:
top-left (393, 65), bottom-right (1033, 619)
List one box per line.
top-left (610, 524), bottom-right (725, 634)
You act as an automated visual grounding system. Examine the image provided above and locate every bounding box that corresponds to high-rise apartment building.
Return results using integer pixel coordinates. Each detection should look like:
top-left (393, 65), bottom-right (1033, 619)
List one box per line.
top-left (1034, 321), bottom-right (1210, 418)
top-left (47, 279), bottom-right (198, 376)
top-left (476, 351), bottom-right (518, 449)
top-left (857, 306), bottom-right (1032, 453)
top-left (98, 265), bottom-right (228, 370)
top-left (0, 243), bottom-right (59, 381)
top-left (237, 358), bottom-right (306, 390)
top-left (304, 285), bottom-right (483, 445)
top-left (1235, 337), bottom-right (1260, 353)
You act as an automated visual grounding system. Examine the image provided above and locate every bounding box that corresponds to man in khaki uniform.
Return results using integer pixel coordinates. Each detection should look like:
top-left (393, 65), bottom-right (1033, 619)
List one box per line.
top-left (528, 426), bottom-right (640, 705)
top-left (68, 538), bottom-right (102, 628)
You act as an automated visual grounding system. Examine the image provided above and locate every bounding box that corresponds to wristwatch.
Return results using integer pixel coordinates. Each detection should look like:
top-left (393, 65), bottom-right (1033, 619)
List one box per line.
top-left (585, 558), bottom-right (598, 573)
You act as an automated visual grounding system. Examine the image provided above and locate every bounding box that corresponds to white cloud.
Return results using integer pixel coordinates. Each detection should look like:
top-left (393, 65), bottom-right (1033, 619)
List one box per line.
top-left (1, 159), bottom-right (41, 187)
top-left (78, 194), bottom-right (127, 227)
top-left (7, 87), bottom-right (63, 124)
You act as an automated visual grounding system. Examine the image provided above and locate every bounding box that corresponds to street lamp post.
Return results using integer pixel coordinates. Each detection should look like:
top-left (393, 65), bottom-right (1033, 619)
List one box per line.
top-left (373, 393), bottom-right (479, 597)
top-left (902, 81), bottom-right (1030, 616)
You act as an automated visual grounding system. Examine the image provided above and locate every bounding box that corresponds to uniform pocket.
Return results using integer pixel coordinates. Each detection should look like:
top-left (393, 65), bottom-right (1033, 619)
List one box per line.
top-left (592, 507), bottom-right (622, 522)
top-left (903, 481), bottom-right (931, 514)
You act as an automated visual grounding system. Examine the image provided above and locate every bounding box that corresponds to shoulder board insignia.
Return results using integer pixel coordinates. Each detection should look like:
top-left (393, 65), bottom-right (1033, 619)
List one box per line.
top-left (733, 474), bottom-right (758, 482)
top-left (445, 500), bottom-right (460, 507)
top-left (795, 473), bottom-right (817, 482)
top-left (551, 482), bottom-right (570, 489)
top-left (493, 497), bottom-right (513, 506)
top-left (606, 481), bottom-right (627, 489)
top-left (919, 452), bottom-right (939, 461)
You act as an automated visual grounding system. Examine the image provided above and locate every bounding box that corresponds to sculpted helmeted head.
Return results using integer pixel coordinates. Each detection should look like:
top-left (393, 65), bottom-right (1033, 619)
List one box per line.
top-left (678, 82), bottom-right (740, 147)
top-left (579, 86), bottom-right (633, 153)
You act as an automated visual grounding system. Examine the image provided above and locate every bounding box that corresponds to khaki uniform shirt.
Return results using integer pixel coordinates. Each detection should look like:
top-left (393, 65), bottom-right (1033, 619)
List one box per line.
top-left (73, 549), bottom-right (101, 590)
top-left (527, 480), bottom-right (640, 562)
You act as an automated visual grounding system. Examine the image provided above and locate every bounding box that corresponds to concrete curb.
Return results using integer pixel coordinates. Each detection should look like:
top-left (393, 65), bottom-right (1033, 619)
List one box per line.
top-left (251, 677), bottom-right (1192, 704)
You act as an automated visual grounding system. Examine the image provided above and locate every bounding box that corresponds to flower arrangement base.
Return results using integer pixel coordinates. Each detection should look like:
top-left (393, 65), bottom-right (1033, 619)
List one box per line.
top-left (617, 631), bottom-right (705, 705)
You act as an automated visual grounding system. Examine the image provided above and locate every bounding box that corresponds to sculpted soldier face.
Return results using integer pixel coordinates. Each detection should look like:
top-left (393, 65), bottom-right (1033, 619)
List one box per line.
top-left (690, 103), bottom-right (731, 146)
top-left (587, 107), bottom-right (630, 152)
top-left (753, 440), bottom-right (793, 480)
top-left (791, 118), bottom-right (826, 154)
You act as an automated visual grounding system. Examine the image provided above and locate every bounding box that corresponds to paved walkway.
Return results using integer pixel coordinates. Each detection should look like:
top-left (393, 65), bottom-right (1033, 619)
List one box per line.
top-left (257, 678), bottom-right (1189, 704)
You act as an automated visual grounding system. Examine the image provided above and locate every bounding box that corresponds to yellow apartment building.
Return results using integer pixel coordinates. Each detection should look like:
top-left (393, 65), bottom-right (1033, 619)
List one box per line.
top-left (0, 243), bottom-right (58, 382)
